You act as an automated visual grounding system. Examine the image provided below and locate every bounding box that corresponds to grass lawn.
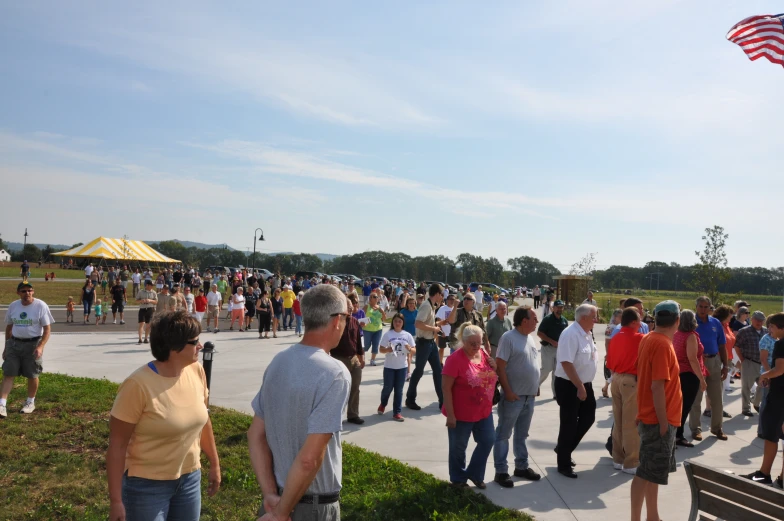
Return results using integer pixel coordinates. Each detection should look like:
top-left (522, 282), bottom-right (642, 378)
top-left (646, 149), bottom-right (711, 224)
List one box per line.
top-left (594, 291), bottom-right (783, 317)
top-left (0, 267), bottom-right (86, 280)
top-left (0, 373), bottom-right (531, 521)
top-left (0, 281), bottom-right (97, 306)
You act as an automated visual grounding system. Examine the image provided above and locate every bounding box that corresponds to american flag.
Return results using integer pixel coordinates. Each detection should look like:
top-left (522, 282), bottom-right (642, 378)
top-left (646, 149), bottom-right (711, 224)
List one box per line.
top-left (727, 14), bottom-right (784, 67)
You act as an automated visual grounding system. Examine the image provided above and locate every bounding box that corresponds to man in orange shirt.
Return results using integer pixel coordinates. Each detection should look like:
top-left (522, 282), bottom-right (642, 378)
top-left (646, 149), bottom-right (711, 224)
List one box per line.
top-left (630, 301), bottom-right (683, 521)
top-left (606, 307), bottom-right (644, 474)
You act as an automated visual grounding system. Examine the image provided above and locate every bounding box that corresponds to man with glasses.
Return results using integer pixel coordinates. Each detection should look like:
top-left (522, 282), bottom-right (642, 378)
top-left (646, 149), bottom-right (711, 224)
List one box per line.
top-left (1, 282), bottom-right (54, 418)
top-left (247, 285), bottom-right (351, 520)
top-left (690, 296), bottom-right (728, 441)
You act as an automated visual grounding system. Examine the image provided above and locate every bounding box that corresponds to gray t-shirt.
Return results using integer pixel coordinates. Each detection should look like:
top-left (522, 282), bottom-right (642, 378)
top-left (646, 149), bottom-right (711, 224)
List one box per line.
top-left (496, 329), bottom-right (541, 397)
top-left (251, 344), bottom-right (350, 494)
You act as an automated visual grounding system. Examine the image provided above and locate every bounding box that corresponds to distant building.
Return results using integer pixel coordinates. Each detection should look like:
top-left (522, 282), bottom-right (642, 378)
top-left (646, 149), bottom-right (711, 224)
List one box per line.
top-left (0, 250), bottom-right (10, 262)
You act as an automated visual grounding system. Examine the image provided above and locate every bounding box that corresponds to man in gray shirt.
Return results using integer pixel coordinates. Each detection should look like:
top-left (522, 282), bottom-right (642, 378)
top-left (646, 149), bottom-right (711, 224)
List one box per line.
top-left (248, 284), bottom-right (351, 521)
top-left (493, 306), bottom-right (542, 487)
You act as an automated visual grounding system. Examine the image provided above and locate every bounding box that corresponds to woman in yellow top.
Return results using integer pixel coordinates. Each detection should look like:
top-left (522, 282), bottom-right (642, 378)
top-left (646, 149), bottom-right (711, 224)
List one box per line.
top-left (106, 310), bottom-right (220, 521)
top-left (363, 291), bottom-right (387, 366)
top-left (280, 284), bottom-right (296, 331)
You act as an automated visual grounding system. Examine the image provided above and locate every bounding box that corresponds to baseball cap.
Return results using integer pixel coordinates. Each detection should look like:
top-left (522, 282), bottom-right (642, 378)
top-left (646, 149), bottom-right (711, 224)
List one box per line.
top-left (654, 300), bottom-right (680, 317)
top-left (752, 310), bottom-right (766, 321)
top-left (17, 281), bottom-right (33, 291)
top-left (554, 299), bottom-right (565, 307)
top-left (735, 300), bottom-right (750, 308)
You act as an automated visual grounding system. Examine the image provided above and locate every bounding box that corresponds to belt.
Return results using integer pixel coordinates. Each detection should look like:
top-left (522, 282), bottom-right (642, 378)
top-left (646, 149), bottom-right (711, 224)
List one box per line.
top-left (704, 353), bottom-right (718, 358)
top-left (279, 489), bottom-right (340, 505)
top-left (12, 336), bottom-right (41, 343)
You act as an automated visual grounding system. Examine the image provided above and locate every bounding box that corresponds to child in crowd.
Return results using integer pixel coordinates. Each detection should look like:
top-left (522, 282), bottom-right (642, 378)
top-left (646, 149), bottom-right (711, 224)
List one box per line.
top-left (66, 297), bottom-right (75, 323)
top-left (293, 292), bottom-right (303, 337)
top-left (378, 313), bottom-right (416, 422)
top-left (94, 299), bottom-right (103, 325)
top-left (101, 299), bottom-right (109, 324)
top-left (101, 275), bottom-right (108, 296)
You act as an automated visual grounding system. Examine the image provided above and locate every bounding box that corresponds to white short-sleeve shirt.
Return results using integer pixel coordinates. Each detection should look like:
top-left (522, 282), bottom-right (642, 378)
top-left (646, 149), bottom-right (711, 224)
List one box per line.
top-left (554, 321), bottom-right (597, 383)
top-left (5, 299), bottom-right (55, 338)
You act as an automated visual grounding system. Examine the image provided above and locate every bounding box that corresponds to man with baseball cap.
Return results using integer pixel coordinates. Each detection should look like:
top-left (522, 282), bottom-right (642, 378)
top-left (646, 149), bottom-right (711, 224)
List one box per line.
top-left (734, 310), bottom-right (768, 416)
top-left (1, 282), bottom-right (54, 418)
top-left (630, 300), bottom-right (683, 521)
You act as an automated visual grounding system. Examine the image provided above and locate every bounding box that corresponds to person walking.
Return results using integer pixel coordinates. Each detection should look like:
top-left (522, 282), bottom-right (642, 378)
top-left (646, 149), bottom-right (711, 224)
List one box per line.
top-left (690, 296), bottom-right (728, 441)
top-left (485, 301), bottom-right (513, 358)
top-left (135, 280), bottom-right (157, 345)
top-left (247, 285), bottom-right (350, 521)
top-left (106, 311), bottom-right (220, 521)
top-left (281, 284), bottom-right (296, 331)
top-left (734, 311), bottom-right (767, 416)
top-left (493, 307), bottom-right (542, 488)
top-left (406, 284), bottom-right (447, 411)
top-left (230, 287), bottom-right (246, 331)
top-left (330, 297), bottom-right (365, 425)
top-left (255, 290), bottom-right (273, 339)
top-left (79, 280), bottom-right (97, 324)
top-left (672, 309), bottom-right (707, 447)
top-left (293, 292), bottom-right (303, 337)
top-left (537, 299), bottom-right (568, 396)
top-left (447, 293), bottom-right (491, 356)
top-left (205, 284), bottom-right (222, 333)
top-left (131, 268), bottom-right (141, 298)
top-left (532, 285), bottom-right (541, 309)
top-left (553, 304), bottom-right (598, 478)
top-left (378, 313), bottom-right (415, 422)
top-left (630, 301), bottom-right (683, 521)
top-left (362, 293), bottom-right (386, 366)
top-left (442, 323), bottom-right (498, 489)
top-left (193, 289), bottom-right (207, 327)
top-left (271, 288), bottom-right (283, 338)
top-left (606, 307), bottom-right (644, 474)
top-left (0, 282), bottom-right (54, 418)
top-left (110, 278), bottom-right (127, 325)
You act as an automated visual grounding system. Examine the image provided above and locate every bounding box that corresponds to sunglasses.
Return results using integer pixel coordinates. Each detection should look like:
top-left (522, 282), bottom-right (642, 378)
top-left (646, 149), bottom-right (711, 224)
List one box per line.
top-left (185, 338), bottom-right (201, 346)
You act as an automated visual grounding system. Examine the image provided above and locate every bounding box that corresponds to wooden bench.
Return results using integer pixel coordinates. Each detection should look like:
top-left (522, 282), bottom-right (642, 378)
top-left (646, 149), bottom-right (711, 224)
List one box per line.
top-left (684, 460), bottom-right (784, 521)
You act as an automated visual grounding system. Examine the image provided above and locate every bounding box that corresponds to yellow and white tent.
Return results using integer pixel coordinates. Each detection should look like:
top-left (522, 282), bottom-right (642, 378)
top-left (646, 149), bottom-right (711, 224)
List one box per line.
top-left (53, 237), bottom-right (180, 263)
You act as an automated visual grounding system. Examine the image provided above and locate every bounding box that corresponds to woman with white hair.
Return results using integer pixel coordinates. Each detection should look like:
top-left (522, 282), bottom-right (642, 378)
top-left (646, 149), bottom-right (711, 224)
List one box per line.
top-left (442, 323), bottom-right (498, 489)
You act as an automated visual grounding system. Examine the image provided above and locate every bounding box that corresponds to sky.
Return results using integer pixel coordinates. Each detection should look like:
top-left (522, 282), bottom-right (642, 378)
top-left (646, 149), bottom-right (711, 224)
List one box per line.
top-left (1, 1), bottom-right (783, 272)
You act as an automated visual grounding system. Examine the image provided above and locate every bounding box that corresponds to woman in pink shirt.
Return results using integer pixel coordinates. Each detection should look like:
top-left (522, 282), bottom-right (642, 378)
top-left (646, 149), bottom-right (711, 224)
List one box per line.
top-left (442, 323), bottom-right (498, 489)
top-left (673, 309), bottom-right (708, 447)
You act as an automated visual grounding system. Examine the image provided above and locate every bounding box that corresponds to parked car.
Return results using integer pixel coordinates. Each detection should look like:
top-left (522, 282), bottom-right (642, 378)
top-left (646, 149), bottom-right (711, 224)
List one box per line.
top-left (295, 270), bottom-right (326, 281)
top-left (468, 282), bottom-right (503, 292)
top-left (255, 268), bottom-right (273, 281)
top-left (333, 274), bottom-right (361, 285)
top-left (367, 275), bottom-right (389, 285)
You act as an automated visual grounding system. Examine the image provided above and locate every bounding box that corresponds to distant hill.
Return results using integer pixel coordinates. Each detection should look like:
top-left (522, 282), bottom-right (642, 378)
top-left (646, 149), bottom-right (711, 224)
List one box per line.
top-left (274, 252), bottom-right (338, 262)
top-left (5, 242), bottom-right (70, 252)
top-left (145, 240), bottom-right (236, 251)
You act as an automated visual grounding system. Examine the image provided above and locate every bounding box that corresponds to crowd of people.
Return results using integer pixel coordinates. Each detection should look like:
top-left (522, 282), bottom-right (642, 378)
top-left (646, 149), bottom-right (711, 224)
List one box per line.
top-left (3, 267), bottom-right (784, 521)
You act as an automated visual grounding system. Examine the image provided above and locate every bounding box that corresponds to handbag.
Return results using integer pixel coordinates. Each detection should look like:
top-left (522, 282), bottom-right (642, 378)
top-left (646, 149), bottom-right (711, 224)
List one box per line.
top-left (493, 384), bottom-right (501, 405)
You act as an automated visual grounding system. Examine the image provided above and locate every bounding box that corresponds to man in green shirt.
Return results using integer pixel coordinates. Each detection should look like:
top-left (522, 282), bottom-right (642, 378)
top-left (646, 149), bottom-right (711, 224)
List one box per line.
top-left (215, 275), bottom-right (228, 310)
top-left (537, 299), bottom-right (568, 396)
top-left (486, 301), bottom-right (513, 358)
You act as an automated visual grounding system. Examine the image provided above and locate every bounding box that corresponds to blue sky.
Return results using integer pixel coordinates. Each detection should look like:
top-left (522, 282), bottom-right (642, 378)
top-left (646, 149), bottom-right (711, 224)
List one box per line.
top-left (1, 1), bottom-right (782, 271)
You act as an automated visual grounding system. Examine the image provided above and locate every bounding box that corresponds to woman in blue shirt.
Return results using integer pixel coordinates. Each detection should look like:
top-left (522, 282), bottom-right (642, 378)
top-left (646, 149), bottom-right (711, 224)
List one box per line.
top-left (400, 296), bottom-right (418, 337)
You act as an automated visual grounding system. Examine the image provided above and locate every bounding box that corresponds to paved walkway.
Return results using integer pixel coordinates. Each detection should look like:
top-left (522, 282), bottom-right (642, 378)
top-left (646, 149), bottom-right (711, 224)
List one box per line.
top-left (32, 306), bottom-right (776, 521)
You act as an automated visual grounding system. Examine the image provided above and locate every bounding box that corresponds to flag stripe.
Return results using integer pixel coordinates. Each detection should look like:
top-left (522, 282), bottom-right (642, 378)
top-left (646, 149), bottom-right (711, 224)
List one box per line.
top-left (727, 14), bottom-right (784, 69)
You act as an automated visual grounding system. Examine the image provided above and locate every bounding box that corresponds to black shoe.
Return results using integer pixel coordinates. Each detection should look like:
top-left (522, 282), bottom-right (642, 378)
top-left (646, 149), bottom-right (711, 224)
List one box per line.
top-left (514, 467), bottom-right (541, 481)
top-left (468, 478), bottom-right (486, 489)
top-left (494, 473), bottom-right (514, 488)
top-left (557, 467), bottom-right (578, 478)
top-left (776, 475), bottom-right (783, 489)
top-left (450, 481), bottom-right (468, 489)
top-left (137, 339), bottom-right (142, 344)
top-left (405, 401), bottom-right (421, 411)
top-left (703, 409), bottom-right (711, 418)
top-left (743, 470), bottom-right (772, 484)
top-left (753, 405), bottom-right (761, 413)
top-left (742, 411), bottom-right (753, 417)
top-left (143, 338), bottom-right (148, 344)
top-left (722, 411), bottom-right (732, 418)
top-left (553, 447), bottom-right (576, 467)
top-left (346, 417), bottom-right (365, 425)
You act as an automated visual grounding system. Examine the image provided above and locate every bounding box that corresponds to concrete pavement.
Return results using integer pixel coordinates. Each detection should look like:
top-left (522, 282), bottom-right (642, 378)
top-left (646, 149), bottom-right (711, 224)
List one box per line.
top-left (23, 304), bottom-right (779, 521)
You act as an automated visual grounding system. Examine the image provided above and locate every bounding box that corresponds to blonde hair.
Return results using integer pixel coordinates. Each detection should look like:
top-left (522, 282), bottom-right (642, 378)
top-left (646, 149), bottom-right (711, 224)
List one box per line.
top-left (456, 323), bottom-right (483, 347)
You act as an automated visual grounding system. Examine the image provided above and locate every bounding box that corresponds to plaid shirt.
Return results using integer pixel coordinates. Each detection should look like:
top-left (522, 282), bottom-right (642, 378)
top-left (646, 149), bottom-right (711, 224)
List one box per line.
top-left (734, 325), bottom-right (767, 363)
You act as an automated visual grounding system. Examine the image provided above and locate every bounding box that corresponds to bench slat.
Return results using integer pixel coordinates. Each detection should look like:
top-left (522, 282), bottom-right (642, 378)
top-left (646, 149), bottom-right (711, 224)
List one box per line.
top-left (698, 490), bottom-right (779, 521)
top-left (688, 461), bottom-right (784, 505)
top-left (694, 476), bottom-right (784, 520)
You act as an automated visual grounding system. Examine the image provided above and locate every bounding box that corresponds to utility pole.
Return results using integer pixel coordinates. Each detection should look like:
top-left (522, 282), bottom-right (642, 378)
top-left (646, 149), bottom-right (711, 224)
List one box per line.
top-left (23, 228), bottom-right (28, 250)
top-left (253, 228), bottom-right (265, 273)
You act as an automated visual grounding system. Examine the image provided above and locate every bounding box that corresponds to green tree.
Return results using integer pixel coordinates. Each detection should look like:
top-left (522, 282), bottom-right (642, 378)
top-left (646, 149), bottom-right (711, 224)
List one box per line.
top-left (687, 225), bottom-right (730, 305)
top-left (507, 256), bottom-right (561, 286)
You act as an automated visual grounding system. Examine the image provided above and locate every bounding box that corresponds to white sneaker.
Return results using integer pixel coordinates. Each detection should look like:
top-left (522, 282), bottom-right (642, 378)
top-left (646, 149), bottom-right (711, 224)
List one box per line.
top-left (113, 320), bottom-right (117, 324)
top-left (20, 401), bottom-right (35, 414)
top-left (622, 467), bottom-right (637, 475)
top-left (613, 462), bottom-right (623, 470)
top-left (0, 404), bottom-right (6, 418)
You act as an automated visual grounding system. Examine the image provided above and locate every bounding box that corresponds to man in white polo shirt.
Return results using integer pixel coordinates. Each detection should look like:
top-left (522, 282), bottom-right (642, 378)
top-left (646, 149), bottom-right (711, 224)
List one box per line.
top-left (1, 282), bottom-right (54, 418)
top-left (553, 303), bottom-right (598, 478)
top-left (206, 283), bottom-right (222, 333)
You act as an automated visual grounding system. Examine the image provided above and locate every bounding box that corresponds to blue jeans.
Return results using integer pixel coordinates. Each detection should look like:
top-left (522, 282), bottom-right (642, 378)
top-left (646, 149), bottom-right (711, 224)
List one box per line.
top-left (447, 414), bottom-right (495, 483)
top-left (406, 338), bottom-right (443, 405)
top-left (295, 315), bottom-right (302, 335)
top-left (493, 394), bottom-right (535, 473)
top-left (83, 300), bottom-right (93, 316)
top-left (283, 308), bottom-right (294, 329)
top-left (122, 469), bottom-right (201, 521)
top-left (381, 367), bottom-right (407, 414)
top-left (363, 329), bottom-right (382, 355)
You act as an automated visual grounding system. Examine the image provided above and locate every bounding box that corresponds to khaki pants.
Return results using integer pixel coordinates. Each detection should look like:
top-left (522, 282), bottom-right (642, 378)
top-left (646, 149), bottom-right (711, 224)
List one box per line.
top-left (610, 373), bottom-right (639, 468)
top-left (740, 359), bottom-right (762, 413)
top-left (333, 355), bottom-right (362, 420)
top-left (689, 355), bottom-right (724, 434)
top-left (538, 345), bottom-right (557, 394)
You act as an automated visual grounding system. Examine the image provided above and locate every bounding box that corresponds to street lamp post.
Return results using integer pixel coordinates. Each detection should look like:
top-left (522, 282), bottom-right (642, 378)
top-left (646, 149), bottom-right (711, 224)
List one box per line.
top-left (253, 228), bottom-right (265, 273)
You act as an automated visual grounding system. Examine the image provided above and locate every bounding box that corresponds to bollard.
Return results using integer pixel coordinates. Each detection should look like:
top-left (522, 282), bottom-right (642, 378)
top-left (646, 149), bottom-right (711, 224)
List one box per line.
top-left (202, 341), bottom-right (218, 405)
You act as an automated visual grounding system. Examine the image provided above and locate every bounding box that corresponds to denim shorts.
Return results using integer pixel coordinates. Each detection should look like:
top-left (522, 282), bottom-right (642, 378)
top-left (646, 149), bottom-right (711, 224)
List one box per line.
top-left (122, 469), bottom-right (201, 521)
